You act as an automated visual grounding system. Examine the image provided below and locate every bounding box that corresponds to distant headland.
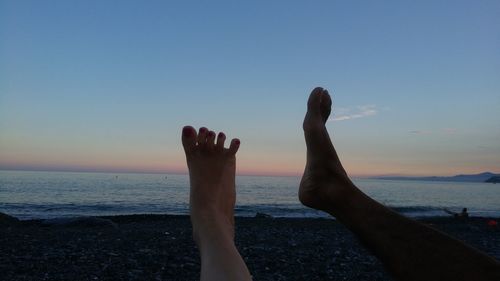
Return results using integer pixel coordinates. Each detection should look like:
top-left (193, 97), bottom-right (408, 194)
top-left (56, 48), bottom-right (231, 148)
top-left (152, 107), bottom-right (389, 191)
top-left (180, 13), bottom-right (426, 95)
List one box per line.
top-left (376, 172), bottom-right (500, 183)
top-left (485, 176), bottom-right (500, 183)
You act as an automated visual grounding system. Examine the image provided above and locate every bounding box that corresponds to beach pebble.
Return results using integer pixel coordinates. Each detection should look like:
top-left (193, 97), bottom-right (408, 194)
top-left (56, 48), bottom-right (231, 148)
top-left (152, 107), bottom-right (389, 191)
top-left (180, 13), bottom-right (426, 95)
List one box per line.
top-left (255, 212), bottom-right (273, 219)
top-left (0, 212), bottom-right (19, 226)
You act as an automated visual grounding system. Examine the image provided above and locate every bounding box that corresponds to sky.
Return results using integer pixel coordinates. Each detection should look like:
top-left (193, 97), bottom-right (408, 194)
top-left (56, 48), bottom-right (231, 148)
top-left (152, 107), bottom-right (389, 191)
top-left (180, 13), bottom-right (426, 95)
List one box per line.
top-left (1, 0), bottom-right (499, 177)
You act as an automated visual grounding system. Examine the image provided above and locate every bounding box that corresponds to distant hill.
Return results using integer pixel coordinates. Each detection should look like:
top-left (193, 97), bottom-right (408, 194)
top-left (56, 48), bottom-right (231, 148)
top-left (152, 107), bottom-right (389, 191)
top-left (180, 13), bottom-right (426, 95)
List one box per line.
top-left (376, 172), bottom-right (500, 183)
top-left (485, 176), bottom-right (500, 183)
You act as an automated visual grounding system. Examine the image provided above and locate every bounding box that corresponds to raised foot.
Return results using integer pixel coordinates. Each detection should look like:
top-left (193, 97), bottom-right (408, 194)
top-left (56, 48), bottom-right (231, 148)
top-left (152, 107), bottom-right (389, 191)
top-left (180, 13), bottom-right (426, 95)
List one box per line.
top-left (181, 126), bottom-right (240, 243)
top-left (299, 87), bottom-right (355, 212)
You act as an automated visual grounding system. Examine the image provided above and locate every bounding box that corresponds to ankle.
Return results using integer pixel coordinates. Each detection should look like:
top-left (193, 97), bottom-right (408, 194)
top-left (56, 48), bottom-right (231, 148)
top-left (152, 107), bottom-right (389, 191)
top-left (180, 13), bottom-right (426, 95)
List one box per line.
top-left (324, 181), bottom-right (360, 216)
top-left (191, 212), bottom-right (234, 245)
top-left (193, 225), bottom-right (235, 252)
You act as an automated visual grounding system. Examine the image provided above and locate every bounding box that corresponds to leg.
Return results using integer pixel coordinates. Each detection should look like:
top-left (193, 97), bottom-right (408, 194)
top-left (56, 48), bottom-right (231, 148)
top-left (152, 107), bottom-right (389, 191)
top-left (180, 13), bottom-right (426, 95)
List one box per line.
top-left (299, 87), bottom-right (500, 281)
top-left (182, 126), bottom-right (252, 281)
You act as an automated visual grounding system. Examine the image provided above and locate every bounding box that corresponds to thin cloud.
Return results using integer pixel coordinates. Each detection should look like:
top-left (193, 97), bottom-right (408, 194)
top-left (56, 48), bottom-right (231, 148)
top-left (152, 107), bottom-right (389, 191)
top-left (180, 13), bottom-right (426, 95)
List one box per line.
top-left (443, 128), bottom-right (457, 134)
top-left (331, 105), bottom-right (378, 122)
top-left (409, 128), bottom-right (457, 135)
top-left (409, 130), bottom-right (432, 135)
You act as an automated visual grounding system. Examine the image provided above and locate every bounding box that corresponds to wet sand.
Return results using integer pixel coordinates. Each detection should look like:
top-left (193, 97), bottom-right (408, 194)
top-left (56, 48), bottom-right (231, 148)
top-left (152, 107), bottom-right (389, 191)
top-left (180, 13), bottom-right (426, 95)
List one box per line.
top-left (1, 214), bottom-right (499, 281)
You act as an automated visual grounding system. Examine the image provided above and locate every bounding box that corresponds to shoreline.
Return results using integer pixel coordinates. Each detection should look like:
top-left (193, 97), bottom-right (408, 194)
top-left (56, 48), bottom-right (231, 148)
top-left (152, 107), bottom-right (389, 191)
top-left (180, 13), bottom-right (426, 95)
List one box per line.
top-left (5, 213), bottom-right (500, 221)
top-left (1, 214), bottom-right (499, 281)
top-left (5, 207), bottom-right (500, 221)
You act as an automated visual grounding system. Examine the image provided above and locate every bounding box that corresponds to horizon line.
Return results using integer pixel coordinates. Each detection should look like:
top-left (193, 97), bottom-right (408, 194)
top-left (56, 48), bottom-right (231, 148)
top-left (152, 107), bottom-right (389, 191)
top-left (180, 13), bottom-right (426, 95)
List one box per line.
top-left (0, 167), bottom-right (300, 178)
top-left (0, 167), bottom-right (497, 179)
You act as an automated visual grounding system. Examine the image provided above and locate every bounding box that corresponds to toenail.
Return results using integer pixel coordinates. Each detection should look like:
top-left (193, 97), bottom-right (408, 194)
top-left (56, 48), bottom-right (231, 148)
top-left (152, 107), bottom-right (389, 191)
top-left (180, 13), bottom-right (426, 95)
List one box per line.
top-left (218, 133), bottom-right (225, 138)
top-left (199, 127), bottom-right (207, 133)
top-left (208, 131), bottom-right (215, 137)
top-left (182, 127), bottom-right (193, 137)
top-left (235, 139), bottom-right (240, 145)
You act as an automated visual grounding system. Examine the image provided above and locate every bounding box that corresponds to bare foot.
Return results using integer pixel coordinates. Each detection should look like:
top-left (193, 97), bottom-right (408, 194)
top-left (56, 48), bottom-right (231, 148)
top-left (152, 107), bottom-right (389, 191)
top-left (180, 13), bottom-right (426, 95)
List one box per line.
top-left (299, 87), bottom-right (355, 212)
top-left (181, 126), bottom-right (240, 243)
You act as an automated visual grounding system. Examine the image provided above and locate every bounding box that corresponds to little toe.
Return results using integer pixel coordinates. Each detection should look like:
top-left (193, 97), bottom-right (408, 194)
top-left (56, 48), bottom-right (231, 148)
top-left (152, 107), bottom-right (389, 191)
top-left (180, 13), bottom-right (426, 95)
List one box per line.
top-left (181, 126), bottom-right (197, 154)
top-left (197, 127), bottom-right (208, 147)
top-left (227, 138), bottom-right (240, 155)
top-left (216, 132), bottom-right (226, 151)
top-left (206, 131), bottom-right (216, 150)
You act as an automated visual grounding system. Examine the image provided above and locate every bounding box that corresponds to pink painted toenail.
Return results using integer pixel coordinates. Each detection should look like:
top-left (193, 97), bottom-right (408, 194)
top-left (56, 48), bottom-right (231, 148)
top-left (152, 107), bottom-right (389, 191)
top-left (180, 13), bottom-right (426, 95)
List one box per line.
top-left (235, 139), bottom-right (240, 145)
top-left (199, 127), bottom-right (207, 133)
top-left (208, 131), bottom-right (215, 137)
top-left (182, 127), bottom-right (193, 137)
top-left (218, 133), bottom-right (225, 138)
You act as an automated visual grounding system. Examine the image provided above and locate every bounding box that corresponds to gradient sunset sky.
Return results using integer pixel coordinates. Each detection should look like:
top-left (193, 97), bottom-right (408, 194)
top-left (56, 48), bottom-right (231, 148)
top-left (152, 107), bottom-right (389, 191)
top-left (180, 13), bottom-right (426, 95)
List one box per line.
top-left (1, 1), bottom-right (499, 177)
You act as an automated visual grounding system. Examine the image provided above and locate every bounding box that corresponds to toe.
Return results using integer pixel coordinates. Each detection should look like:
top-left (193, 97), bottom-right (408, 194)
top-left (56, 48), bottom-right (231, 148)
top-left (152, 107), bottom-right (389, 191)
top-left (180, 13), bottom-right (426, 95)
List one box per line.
top-left (227, 138), bottom-right (240, 155)
top-left (206, 131), bottom-right (216, 150)
top-left (304, 87), bottom-right (328, 131)
top-left (320, 89), bottom-right (332, 123)
top-left (181, 126), bottom-right (197, 154)
top-left (197, 127), bottom-right (208, 147)
top-left (307, 87), bottom-right (325, 116)
top-left (216, 132), bottom-right (226, 151)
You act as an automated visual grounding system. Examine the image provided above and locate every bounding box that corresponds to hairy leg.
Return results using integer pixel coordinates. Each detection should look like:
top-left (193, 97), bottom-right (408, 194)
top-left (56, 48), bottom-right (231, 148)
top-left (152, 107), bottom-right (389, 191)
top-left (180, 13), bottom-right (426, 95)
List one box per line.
top-left (182, 126), bottom-right (251, 281)
top-left (299, 87), bottom-right (500, 281)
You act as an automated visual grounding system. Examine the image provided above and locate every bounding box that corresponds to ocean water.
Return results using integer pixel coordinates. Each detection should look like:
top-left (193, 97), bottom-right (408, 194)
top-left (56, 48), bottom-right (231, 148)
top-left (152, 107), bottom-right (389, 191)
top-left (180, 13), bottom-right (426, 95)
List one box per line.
top-left (1, 170), bottom-right (500, 220)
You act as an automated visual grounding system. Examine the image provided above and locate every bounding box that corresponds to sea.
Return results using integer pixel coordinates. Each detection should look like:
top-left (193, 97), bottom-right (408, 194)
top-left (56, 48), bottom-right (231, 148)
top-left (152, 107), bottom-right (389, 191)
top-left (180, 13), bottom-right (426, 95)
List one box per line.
top-left (1, 170), bottom-right (500, 220)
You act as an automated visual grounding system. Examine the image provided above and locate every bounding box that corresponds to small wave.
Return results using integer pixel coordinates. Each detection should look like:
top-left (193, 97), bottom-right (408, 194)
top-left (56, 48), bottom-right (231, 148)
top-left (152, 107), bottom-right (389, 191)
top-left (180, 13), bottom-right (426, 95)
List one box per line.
top-left (2, 202), bottom-right (500, 220)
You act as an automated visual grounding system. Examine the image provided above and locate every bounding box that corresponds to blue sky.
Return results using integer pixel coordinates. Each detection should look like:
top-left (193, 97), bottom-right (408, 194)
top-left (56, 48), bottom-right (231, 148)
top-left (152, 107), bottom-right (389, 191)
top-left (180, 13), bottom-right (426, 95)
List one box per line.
top-left (1, 0), bottom-right (499, 176)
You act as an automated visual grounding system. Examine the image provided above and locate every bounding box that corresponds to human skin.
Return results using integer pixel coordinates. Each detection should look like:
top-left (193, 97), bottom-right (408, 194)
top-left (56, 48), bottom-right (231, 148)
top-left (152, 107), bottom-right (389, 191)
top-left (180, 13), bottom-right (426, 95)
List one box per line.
top-left (181, 126), bottom-right (252, 281)
top-left (299, 87), bottom-right (500, 281)
top-left (181, 86), bottom-right (499, 281)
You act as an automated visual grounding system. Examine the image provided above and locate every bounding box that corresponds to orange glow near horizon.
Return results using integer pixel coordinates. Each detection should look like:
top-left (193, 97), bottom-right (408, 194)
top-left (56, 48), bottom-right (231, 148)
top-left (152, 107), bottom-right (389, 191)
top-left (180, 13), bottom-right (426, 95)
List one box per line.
top-left (2, 154), bottom-right (499, 178)
top-left (1, 136), bottom-right (499, 177)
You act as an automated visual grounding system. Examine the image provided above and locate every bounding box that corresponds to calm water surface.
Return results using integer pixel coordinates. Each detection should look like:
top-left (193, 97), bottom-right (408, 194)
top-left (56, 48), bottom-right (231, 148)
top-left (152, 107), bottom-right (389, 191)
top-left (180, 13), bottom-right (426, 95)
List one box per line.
top-left (1, 171), bottom-right (499, 219)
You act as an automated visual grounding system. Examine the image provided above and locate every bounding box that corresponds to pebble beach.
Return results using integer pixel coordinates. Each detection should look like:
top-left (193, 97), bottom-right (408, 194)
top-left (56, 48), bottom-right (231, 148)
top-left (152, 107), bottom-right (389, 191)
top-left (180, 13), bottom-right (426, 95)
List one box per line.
top-left (1, 214), bottom-right (499, 281)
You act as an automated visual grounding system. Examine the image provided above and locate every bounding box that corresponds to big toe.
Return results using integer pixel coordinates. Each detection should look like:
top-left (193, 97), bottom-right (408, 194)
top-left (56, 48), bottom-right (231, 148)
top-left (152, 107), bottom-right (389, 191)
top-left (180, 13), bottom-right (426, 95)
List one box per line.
top-left (305, 87), bottom-right (332, 130)
top-left (182, 126), bottom-right (197, 154)
top-left (307, 87), bottom-right (325, 116)
top-left (320, 89), bottom-right (332, 123)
